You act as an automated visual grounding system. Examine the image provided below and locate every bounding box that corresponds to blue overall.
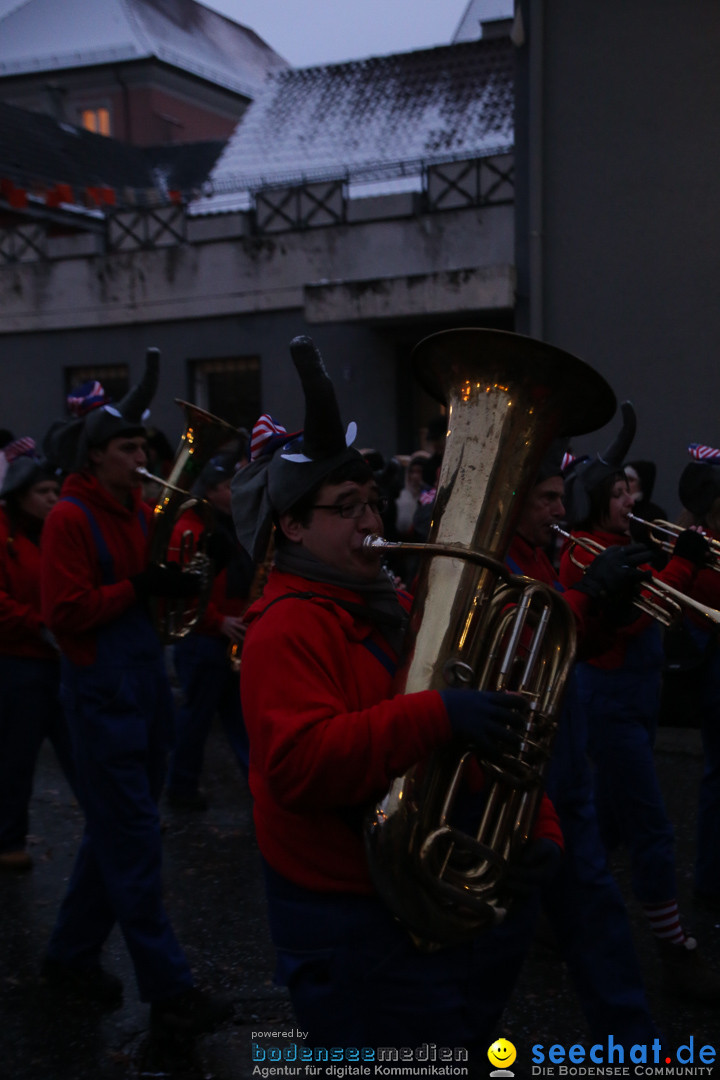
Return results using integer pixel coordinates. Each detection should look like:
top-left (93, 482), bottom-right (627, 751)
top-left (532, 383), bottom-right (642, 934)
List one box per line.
top-left (0, 654), bottom-right (76, 853)
top-left (576, 623), bottom-right (676, 904)
top-left (45, 499), bottom-right (194, 1002)
top-left (684, 619), bottom-right (720, 899)
top-left (262, 860), bottom-right (518, 1063)
top-left (168, 634), bottom-right (249, 795)
top-left (502, 554), bottom-right (656, 1042)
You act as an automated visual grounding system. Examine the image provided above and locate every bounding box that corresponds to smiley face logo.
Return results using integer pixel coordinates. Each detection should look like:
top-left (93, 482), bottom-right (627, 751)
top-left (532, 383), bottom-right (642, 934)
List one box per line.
top-left (488, 1039), bottom-right (517, 1071)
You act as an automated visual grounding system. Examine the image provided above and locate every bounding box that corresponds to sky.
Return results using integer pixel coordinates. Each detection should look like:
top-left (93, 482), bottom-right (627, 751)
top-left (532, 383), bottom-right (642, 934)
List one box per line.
top-left (0, 0), bottom-right (513, 68)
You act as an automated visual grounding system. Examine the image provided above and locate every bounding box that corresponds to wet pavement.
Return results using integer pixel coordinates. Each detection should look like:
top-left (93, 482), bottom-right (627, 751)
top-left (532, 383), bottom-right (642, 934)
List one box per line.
top-left (1, 722), bottom-right (719, 1080)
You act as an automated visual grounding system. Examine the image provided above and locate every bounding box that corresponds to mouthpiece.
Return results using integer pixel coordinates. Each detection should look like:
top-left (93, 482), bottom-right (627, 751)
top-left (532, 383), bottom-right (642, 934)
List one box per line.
top-left (363, 534), bottom-right (391, 549)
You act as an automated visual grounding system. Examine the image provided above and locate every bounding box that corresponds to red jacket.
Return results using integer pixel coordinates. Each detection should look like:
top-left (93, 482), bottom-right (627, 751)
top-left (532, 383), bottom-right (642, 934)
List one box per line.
top-left (41, 472), bottom-right (150, 666)
top-left (507, 533), bottom-right (614, 660)
top-left (0, 508), bottom-right (57, 659)
top-left (241, 567), bottom-right (561, 893)
top-left (686, 527), bottom-right (720, 629)
top-left (169, 505), bottom-right (246, 636)
top-left (558, 526), bottom-right (698, 669)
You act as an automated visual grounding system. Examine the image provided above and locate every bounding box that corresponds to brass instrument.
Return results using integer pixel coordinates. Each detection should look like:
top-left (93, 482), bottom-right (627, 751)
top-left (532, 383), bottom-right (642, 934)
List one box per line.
top-left (228, 530), bottom-right (276, 671)
top-left (554, 523), bottom-right (720, 629)
top-left (629, 513), bottom-right (720, 571)
top-left (364, 327), bottom-right (616, 948)
top-left (144, 399), bottom-right (238, 643)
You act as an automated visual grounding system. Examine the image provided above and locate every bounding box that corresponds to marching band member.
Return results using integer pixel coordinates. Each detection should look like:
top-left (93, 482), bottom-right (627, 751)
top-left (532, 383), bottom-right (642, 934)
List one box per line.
top-left (559, 405), bottom-right (720, 1001)
top-left (232, 336), bottom-right (562, 1067)
top-left (166, 448), bottom-right (254, 808)
top-left (677, 447), bottom-right (720, 911)
top-left (501, 438), bottom-right (658, 1043)
top-left (38, 351), bottom-right (233, 1036)
top-left (0, 439), bottom-right (76, 871)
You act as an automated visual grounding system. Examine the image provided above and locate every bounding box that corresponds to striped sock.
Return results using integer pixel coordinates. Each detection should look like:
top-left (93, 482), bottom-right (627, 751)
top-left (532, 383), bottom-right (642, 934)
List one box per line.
top-left (643, 900), bottom-right (686, 944)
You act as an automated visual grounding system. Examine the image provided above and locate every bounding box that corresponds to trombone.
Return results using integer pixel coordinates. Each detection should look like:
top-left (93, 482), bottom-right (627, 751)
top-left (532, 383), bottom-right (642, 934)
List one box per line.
top-left (629, 513), bottom-right (720, 571)
top-left (551, 524), bottom-right (720, 629)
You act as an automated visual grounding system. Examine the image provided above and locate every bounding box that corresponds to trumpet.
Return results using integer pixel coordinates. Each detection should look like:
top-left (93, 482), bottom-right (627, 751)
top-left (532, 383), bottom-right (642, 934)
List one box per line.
top-left (552, 524), bottom-right (720, 629)
top-left (629, 513), bottom-right (720, 571)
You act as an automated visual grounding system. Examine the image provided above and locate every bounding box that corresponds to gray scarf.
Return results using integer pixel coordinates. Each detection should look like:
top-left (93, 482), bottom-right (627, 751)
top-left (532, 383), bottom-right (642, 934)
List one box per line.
top-left (274, 544), bottom-right (409, 657)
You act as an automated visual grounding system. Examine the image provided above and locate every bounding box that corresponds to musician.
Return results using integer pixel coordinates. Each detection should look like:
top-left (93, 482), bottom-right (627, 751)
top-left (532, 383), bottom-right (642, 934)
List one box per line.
top-left (502, 438), bottom-right (658, 1042)
top-left (676, 451), bottom-right (720, 910)
top-left (166, 448), bottom-right (254, 809)
top-left (39, 352), bottom-right (233, 1036)
top-left (0, 439), bottom-right (76, 872)
top-left (559, 405), bottom-right (720, 1001)
top-left (232, 336), bottom-right (563, 1064)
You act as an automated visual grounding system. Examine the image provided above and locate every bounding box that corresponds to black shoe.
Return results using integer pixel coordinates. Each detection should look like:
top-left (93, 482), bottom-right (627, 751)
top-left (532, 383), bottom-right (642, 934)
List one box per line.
top-left (166, 789), bottom-right (209, 812)
top-left (656, 936), bottom-right (720, 1003)
top-left (150, 987), bottom-right (234, 1037)
top-left (40, 957), bottom-right (124, 1008)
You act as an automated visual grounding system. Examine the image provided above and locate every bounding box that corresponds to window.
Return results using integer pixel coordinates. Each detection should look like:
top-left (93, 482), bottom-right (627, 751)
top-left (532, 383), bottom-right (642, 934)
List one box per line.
top-left (190, 357), bottom-right (260, 432)
top-left (81, 107), bottom-right (111, 137)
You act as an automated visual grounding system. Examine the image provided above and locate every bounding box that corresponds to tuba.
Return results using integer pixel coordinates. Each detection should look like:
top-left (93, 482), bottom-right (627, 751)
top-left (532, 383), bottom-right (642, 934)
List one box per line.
top-left (142, 399), bottom-right (238, 643)
top-left (364, 328), bottom-right (616, 948)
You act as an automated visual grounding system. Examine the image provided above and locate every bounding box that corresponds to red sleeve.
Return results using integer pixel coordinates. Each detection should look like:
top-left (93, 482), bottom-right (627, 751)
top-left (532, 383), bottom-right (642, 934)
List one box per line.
top-left (0, 551), bottom-right (44, 639)
top-left (532, 792), bottom-right (564, 849)
top-left (242, 599), bottom-right (451, 811)
top-left (169, 511), bottom-right (224, 634)
top-left (41, 502), bottom-right (137, 635)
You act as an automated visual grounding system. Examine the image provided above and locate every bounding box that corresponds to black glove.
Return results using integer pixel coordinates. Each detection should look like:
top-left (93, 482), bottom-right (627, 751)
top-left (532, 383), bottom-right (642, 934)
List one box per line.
top-left (439, 689), bottom-right (528, 759)
top-left (573, 543), bottom-right (652, 602)
top-left (673, 528), bottom-right (710, 568)
top-left (131, 562), bottom-right (202, 603)
top-left (504, 837), bottom-right (562, 902)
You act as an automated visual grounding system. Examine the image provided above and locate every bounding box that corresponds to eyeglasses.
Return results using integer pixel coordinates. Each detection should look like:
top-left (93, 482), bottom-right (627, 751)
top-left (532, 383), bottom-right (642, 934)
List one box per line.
top-left (310, 497), bottom-right (388, 520)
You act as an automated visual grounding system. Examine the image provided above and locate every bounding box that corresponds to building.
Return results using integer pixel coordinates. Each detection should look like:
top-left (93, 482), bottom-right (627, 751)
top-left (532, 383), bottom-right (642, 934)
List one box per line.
top-left (0, 0), bottom-right (289, 144)
top-left (0, 4), bottom-right (515, 455)
top-left (513, 0), bottom-right (720, 512)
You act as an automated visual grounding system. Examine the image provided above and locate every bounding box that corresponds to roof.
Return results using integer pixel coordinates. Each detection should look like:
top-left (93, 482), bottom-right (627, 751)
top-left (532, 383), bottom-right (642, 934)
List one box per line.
top-left (0, 0), bottom-right (289, 98)
top-left (453, 0), bottom-right (514, 42)
top-left (193, 37), bottom-right (514, 212)
top-left (0, 99), bottom-right (225, 203)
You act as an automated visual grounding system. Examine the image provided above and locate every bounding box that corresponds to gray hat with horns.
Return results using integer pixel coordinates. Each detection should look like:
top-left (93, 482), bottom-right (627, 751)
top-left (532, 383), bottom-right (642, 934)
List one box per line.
top-left (231, 336), bottom-right (363, 562)
top-left (43, 348), bottom-right (160, 474)
top-left (562, 401), bottom-right (637, 526)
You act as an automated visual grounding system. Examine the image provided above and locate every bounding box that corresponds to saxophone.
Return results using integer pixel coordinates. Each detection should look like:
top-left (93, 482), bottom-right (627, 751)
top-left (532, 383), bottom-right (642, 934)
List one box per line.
top-left (364, 327), bottom-right (616, 948)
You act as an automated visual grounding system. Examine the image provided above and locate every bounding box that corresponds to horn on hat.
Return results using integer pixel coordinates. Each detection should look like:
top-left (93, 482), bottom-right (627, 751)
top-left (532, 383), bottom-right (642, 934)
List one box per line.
top-left (117, 347), bottom-right (160, 422)
top-left (289, 336), bottom-right (346, 459)
top-left (598, 400), bottom-right (636, 467)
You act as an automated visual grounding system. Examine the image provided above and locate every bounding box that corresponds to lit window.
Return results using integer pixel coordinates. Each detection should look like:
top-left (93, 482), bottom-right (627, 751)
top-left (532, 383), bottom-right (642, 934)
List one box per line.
top-left (81, 108), bottom-right (111, 136)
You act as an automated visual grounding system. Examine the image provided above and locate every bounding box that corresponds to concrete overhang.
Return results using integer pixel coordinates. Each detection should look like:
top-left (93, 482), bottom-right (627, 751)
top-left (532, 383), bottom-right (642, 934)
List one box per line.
top-left (304, 264), bottom-right (515, 324)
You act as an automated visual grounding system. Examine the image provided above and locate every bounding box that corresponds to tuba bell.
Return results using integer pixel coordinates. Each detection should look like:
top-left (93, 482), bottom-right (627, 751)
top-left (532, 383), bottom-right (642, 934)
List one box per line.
top-left (364, 328), bottom-right (616, 948)
top-left (142, 399), bottom-right (239, 643)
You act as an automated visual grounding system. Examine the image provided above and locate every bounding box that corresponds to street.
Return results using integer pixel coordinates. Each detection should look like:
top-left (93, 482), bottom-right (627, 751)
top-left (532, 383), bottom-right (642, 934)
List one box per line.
top-left (1, 722), bottom-right (718, 1080)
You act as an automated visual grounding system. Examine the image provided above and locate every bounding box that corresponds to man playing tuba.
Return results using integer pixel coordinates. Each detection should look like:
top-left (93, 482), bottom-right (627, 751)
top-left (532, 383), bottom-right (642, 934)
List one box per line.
top-left (231, 335), bottom-right (564, 1065)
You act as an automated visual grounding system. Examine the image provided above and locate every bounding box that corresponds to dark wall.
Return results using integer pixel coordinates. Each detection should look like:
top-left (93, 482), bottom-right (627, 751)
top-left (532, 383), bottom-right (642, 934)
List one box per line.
top-left (516, 0), bottom-right (720, 516)
top-left (0, 312), bottom-right (442, 463)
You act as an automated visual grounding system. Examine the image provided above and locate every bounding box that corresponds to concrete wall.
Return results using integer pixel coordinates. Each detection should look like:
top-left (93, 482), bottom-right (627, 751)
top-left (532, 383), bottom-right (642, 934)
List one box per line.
top-left (516, 0), bottom-right (720, 516)
top-left (0, 192), bottom-right (514, 459)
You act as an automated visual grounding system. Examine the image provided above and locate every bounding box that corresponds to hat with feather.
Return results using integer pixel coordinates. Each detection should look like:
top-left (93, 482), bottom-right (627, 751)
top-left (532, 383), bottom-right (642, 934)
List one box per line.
top-left (562, 401), bottom-right (637, 526)
top-left (231, 335), bottom-right (362, 562)
top-left (43, 348), bottom-right (159, 473)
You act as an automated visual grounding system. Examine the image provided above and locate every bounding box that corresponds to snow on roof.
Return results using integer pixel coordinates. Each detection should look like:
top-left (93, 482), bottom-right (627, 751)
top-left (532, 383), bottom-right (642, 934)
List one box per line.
top-left (0, 0), bottom-right (289, 98)
top-left (192, 37), bottom-right (514, 213)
